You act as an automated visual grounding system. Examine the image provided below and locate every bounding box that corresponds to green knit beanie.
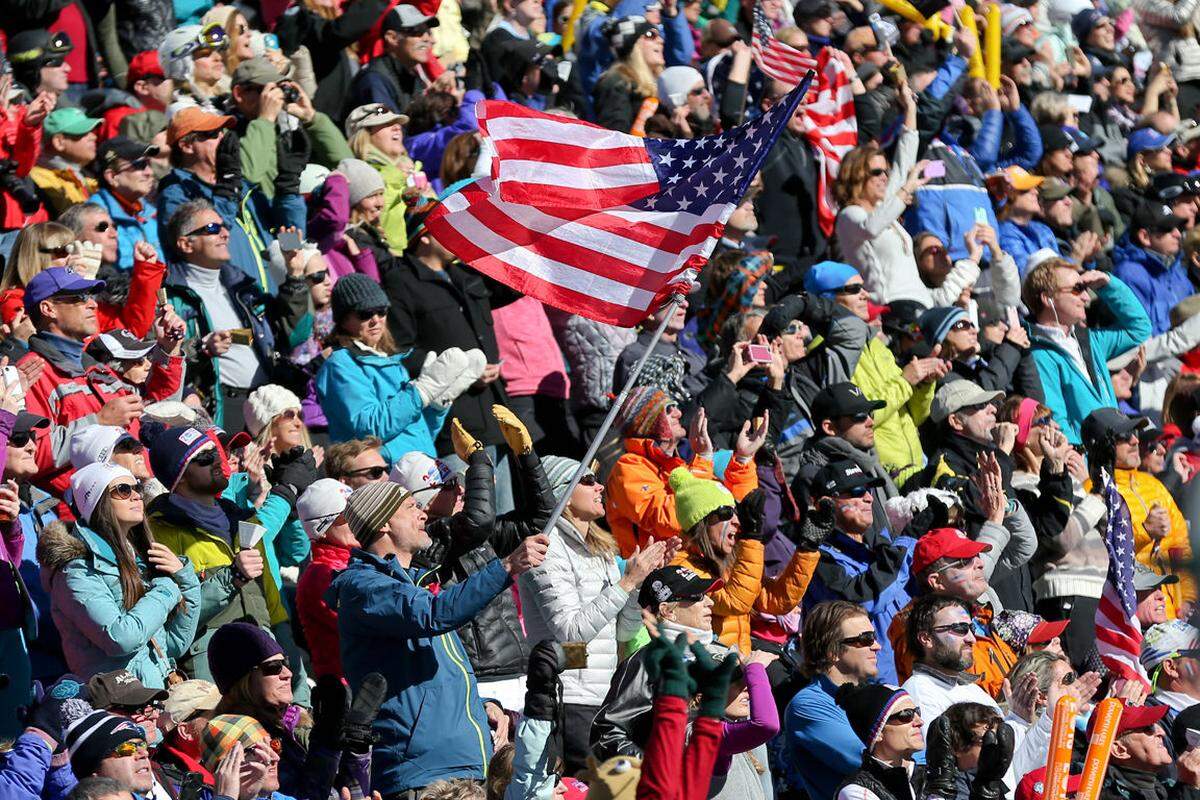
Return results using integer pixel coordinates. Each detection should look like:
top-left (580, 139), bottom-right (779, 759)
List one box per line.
top-left (669, 467), bottom-right (735, 534)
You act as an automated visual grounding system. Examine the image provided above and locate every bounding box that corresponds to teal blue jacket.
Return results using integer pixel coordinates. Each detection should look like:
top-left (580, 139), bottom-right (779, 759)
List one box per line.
top-left (40, 522), bottom-right (201, 689)
top-left (1028, 275), bottom-right (1152, 444)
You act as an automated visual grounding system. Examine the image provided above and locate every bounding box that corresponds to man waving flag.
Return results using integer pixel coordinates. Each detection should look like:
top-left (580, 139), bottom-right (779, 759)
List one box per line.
top-left (424, 75), bottom-right (812, 327)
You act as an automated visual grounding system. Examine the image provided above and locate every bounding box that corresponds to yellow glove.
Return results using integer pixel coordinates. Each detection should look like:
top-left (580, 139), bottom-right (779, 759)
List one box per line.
top-left (450, 418), bottom-right (482, 462)
top-left (493, 405), bottom-right (533, 455)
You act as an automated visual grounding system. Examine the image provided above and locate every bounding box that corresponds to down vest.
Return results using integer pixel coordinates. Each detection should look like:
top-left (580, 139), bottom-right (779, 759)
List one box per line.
top-left (518, 517), bottom-right (643, 707)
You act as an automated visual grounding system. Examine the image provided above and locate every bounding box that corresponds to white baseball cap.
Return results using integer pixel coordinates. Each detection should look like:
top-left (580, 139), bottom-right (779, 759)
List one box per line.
top-left (69, 425), bottom-right (138, 470)
top-left (390, 451), bottom-right (456, 509)
top-left (297, 479), bottom-right (353, 540)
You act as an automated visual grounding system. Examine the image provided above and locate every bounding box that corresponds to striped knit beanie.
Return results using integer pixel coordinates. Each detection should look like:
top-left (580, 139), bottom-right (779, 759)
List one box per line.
top-left (834, 682), bottom-right (911, 747)
top-left (345, 481), bottom-right (411, 547)
top-left (199, 714), bottom-right (271, 773)
top-left (65, 711), bottom-right (145, 776)
top-left (542, 455), bottom-right (584, 501)
top-left (618, 386), bottom-right (675, 440)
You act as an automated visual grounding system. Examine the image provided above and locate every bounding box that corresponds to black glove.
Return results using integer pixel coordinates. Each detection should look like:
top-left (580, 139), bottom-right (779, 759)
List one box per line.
top-left (735, 489), bottom-right (766, 541)
top-left (0, 161), bottom-right (42, 214)
top-left (970, 725), bottom-right (1014, 800)
top-left (342, 672), bottom-right (386, 753)
top-left (22, 676), bottom-right (92, 746)
top-left (795, 497), bottom-right (835, 551)
top-left (268, 449), bottom-right (320, 509)
top-left (921, 715), bottom-right (957, 800)
top-left (213, 130), bottom-right (243, 201)
top-left (524, 640), bottom-right (565, 722)
top-left (309, 675), bottom-right (350, 750)
top-left (275, 126), bottom-right (310, 197)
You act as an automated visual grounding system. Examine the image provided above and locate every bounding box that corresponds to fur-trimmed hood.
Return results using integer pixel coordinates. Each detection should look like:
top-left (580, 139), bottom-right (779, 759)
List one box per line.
top-left (35, 521), bottom-right (86, 575)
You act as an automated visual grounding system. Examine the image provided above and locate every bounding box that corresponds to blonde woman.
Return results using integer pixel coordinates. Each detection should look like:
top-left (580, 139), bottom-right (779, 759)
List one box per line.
top-left (0, 222), bottom-right (74, 290)
top-left (202, 6), bottom-right (254, 80)
top-left (159, 24), bottom-right (230, 108)
top-left (593, 16), bottom-right (665, 133)
top-left (345, 103), bottom-right (422, 254)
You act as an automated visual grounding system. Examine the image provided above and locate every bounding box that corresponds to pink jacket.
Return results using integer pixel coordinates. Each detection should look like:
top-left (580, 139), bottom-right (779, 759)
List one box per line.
top-left (306, 173), bottom-right (380, 283)
top-left (492, 296), bottom-right (570, 399)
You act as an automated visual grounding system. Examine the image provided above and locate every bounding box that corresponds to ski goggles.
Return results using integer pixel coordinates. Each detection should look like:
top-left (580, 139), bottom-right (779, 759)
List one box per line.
top-left (9, 31), bottom-right (73, 67)
top-left (168, 23), bottom-right (229, 60)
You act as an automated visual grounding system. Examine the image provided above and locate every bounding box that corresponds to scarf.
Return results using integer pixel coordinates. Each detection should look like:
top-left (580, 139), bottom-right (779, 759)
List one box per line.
top-left (162, 493), bottom-right (237, 543)
top-left (659, 619), bottom-right (715, 647)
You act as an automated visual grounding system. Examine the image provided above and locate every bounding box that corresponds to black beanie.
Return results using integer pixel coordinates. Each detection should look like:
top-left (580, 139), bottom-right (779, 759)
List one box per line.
top-left (65, 711), bottom-right (144, 777)
top-left (207, 622), bottom-right (285, 693)
top-left (331, 274), bottom-right (389, 324)
top-left (834, 682), bottom-right (911, 747)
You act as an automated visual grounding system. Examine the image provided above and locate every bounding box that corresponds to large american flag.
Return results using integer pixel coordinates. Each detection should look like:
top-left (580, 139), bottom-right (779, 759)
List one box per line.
top-left (1095, 474), bottom-right (1151, 686)
top-left (425, 80), bottom-right (811, 327)
top-left (750, 4), bottom-right (857, 236)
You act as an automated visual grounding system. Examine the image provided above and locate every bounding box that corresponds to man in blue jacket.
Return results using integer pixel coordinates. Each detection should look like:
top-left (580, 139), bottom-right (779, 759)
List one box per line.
top-left (782, 600), bottom-right (879, 800)
top-left (1113, 202), bottom-right (1194, 336)
top-left (327, 481), bottom-right (549, 797)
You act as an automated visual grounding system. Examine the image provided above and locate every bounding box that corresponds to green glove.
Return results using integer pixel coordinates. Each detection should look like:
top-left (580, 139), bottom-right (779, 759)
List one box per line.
top-left (642, 631), bottom-right (694, 700)
top-left (689, 642), bottom-right (740, 718)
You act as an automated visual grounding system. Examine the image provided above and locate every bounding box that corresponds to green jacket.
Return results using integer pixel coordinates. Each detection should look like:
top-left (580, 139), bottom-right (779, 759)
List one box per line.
top-left (363, 144), bottom-right (413, 254)
top-left (853, 337), bottom-right (934, 487)
top-left (240, 112), bottom-right (354, 200)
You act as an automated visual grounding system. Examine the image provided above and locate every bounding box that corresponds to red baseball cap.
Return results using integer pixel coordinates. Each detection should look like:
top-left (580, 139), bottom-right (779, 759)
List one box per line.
top-left (912, 528), bottom-right (992, 577)
top-left (1086, 700), bottom-right (1168, 739)
top-left (1027, 619), bottom-right (1069, 645)
top-left (126, 50), bottom-right (164, 84)
top-left (1016, 767), bottom-right (1082, 800)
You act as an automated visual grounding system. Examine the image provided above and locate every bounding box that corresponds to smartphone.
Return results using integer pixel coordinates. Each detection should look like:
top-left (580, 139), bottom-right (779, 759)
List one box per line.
top-left (924, 161), bottom-right (946, 179)
top-left (1, 365), bottom-right (23, 408)
top-left (1006, 306), bottom-right (1020, 331)
top-left (228, 328), bottom-right (253, 346)
top-left (1065, 94), bottom-right (1093, 113)
top-left (277, 230), bottom-right (303, 251)
top-left (746, 343), bottom-right (773, 364)
top-left (974, 206), bottom-right (989, 225)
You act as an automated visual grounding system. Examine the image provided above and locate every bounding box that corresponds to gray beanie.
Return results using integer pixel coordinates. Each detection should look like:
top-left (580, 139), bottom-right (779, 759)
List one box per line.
top-left (337, 158), bottom-right (386, 208)
top-left (542, 455), bottom-right (584, 501)
top-left (331, 274), bottom-right (389, 323)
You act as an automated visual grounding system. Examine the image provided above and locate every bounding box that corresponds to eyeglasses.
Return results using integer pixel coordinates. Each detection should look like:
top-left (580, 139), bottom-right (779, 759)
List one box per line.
top-left (52, 292), bottom-right (97, 305)
top-left (254, 657), bottom-right (291, 677)
top-left (94, 220), bottom-right (112, 233)
top-left (578, 474), bottom-right (599, 486)
top-left (305, 270), bottom-right (329, 286)
top-left (109, 739), bottom-right (149, 758)
top-left (186, 221), bottom-right (226, 237)
top-left (108, 482), bottom-right (143, 500)
top-left (931, 621), bottom-right (973, 636)
top-left (9, 432), bottom-right (35, 448)
top-left (706, 506), bottom-right (736, 524)
top-left (868, 167), bottom-right (887, 177)
top-left (886, 707), bottom-right (920, 725)
top-left (190, 449), bottom-right (218, 468)
top-left (840, 630), bottom-right (877, 648)
top-left (346, 465), bottom-right (389, 480)
top-left (356, 307), bottom-right (389, 320)
top-left (117, 158), bottom-right (151, 173)
top-left (39, 245), bottom-right (71, 258)
top-left (835, 283), bottom-right (866, 296)
top-left (950, 319), bottom-right (976, 332)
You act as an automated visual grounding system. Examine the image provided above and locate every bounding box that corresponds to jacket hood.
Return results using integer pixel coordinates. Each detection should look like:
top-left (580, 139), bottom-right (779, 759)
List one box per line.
top-left (35, 520), bottom-right (85, 575)
top-left (1113, 234), bottom-right (1178, 273)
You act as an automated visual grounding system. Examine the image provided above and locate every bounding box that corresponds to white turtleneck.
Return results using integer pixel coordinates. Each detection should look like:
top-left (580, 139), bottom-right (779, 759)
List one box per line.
top-left (183, 263), bottom-right (265, 390)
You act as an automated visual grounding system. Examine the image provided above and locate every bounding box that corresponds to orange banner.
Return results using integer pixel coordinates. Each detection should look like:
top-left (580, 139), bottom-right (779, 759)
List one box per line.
top-left (1076, 699), bottom-right (1124, 800)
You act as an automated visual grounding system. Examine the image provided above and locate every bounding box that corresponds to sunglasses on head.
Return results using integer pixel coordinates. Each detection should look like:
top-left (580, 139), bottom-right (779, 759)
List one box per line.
top-left (305, 270), bottom-right (329, 286)
top-left (840, 630), bottom-right (877, 648)
top-left (187, 221), bottom-right (225, 237)
top-left (254, 657), bottom-right (290, 677)
top-left (108, 482), bottom-right (143, 500)
top-left (109, 739), bottom-right (149, 758)
top-left (836, 283), bottom-right (866, 296)
top-left (886, 707), bottom-right (920, 725)
top-left (931, 621), bottom-right (973, 636)
top-left (347, 465), bottom-right (389, 480)
top-left (706, 505), bottom-right (736, 524)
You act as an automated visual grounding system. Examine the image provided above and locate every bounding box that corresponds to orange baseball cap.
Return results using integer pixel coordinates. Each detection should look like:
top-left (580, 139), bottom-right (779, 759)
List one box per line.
top-left (167, 106), bottom-right (234, 146)
top-left (1005, 165), bottom-right (1045, 191)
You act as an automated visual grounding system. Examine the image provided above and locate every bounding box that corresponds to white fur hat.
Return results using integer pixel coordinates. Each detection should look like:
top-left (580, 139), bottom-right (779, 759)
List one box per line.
top-left (243, 385), bottom-right (303, 438)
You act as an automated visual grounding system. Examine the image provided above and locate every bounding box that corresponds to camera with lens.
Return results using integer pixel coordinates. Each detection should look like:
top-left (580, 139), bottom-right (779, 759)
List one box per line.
top-left (0, 159), bottom-right (42, 214)
top-left (281, 83), bottom-right (300, 104)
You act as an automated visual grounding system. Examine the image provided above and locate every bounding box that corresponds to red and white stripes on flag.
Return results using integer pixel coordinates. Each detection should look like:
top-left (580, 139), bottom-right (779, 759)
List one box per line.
top-left (1095, 476), bottom-right (1151, 687)
top-left (425, 84), bottom-right (810, 327)
top-left (751, 1), bottom-right (818, 87)
top-left (799, 48), bottom-right (858, 237)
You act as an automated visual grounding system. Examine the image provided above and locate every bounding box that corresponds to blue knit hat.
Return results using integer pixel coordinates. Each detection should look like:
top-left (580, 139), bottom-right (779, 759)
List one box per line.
top-left (918, 306), bottom-right (968, 346)
top-left (802, 261), bottom-right (861, 296)
top-left (140, 421), bottom-right (219, 491)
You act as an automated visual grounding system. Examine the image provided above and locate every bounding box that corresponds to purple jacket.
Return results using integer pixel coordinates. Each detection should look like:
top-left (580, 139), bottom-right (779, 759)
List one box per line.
top-left (713, 662), bottom-right (779, 775)
top-left (307, 173), bottom-right (380, 283)
top-left (406, 89), bottom-right (484, 190)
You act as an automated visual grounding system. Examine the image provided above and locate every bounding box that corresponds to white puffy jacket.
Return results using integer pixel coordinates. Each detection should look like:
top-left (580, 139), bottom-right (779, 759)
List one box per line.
top-left (518, 518), bottom-right (642, 707)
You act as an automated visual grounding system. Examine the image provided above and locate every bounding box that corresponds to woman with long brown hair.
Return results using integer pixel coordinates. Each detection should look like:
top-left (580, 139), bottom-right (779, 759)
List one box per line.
top-left (38, 462), bottom-right (200, 688)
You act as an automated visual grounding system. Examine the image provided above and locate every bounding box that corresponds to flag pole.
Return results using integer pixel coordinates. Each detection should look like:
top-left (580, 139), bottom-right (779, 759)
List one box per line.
top-left (539, 293), bottom-right (686, 538)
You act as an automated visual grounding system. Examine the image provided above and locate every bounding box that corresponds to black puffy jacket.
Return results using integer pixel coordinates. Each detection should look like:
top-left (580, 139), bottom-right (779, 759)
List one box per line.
top-left (415, 448), bottom-right (556, 681)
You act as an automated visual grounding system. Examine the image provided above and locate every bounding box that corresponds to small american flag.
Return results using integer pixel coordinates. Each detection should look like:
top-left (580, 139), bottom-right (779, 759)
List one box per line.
top-left (425, 79), bottom-right (812, 327)
top-left (1095, 474), bottom-right (1151, 686)
top-left (751, 2), bottom-right (818, 88)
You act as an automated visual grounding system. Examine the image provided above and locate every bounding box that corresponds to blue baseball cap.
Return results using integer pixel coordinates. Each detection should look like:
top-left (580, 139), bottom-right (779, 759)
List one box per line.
top-left (24, 267), bottom-right (106, 314)
top-left (1127, 127), bottom-right (1176, 160)
top-left (802, 260), bottom-right (861, 296)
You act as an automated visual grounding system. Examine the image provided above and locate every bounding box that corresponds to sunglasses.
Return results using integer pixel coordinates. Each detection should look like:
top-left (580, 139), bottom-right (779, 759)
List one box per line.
top-left (43, 56), bottom-right (66, 68)
top-left (837, 485), bottom-right (872, 499)
top-left (39, 245), bottom-right (71, 258)
top-left (109, 739), bottom-right (149, 758)
top-left (934, 557), bottom-right (974, 573)
top-left (783, 322), bottom-right (804, 335)
top-left (1032, 416), bottom-right (1053, 428)
top-left (1058, 282), bottom-right (1088, 295)
top-left (1061, 671), bottom-right (1077, 685)
top-left (835, 283), bottom-right (866, 296)
top-left (305, 270), bottom-right (329, 286)
top-left (931, 621), bottom-right (973, 636)
top-left (113, 699), bottom-right (163, 715)
top-left (9, 432), bottom-right (35, 448)
top-left (886, 707), bottom-right (920, 725)
top-left (108, 482), bottom-right (143, 500)
top-left (118, 158), bottom-right (151, 173)
top-left (186, 128), bottom-right (225, 144)
top-left (186, 221), bottom-right (226, 237)
top-left (950, 319), bottom-right (975, 332)
top-left (706, 506), bottom-right (736, 524)
top-left (643, 28), bottom-right (662, 40)
top-left (254, 657), bottom-right (290, 677)
top-left (689, 85), bottom-right (708, 97)
top-left (277, 408), bottom-right (302, 422)
top-left (400, 23), bottom-right (435, 36)
top-left (1115, 431), bottom-right (1140, 444)
top-left (840, 631), bottom-right (877, 648)
top-left (578, 474), bottom-right (599, 486)
top-left (190, 449), bottom-right (218, 468)
top-left (347, 465), bottom-right (389, 480)
top-left (94, 220), bottom-right (112, 233)
top-left (356, 307), bottom-right (389, 320)
top-left (52, 292), bottom-right (96, 305)
top-left (868, 167), bottom-right (887, 177)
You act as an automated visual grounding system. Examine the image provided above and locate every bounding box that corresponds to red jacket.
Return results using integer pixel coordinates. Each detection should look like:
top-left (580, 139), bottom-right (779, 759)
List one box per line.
top-left (296, 539), bottom-right (352, 679)
top-left (636, 695), bottom-right (723, 800)
top-left (97, 257), bottom-right (166, 338)
top-left (20, 333), bottom-right (183, 499)
top-left (0, 103), bottom-right (48, 230)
